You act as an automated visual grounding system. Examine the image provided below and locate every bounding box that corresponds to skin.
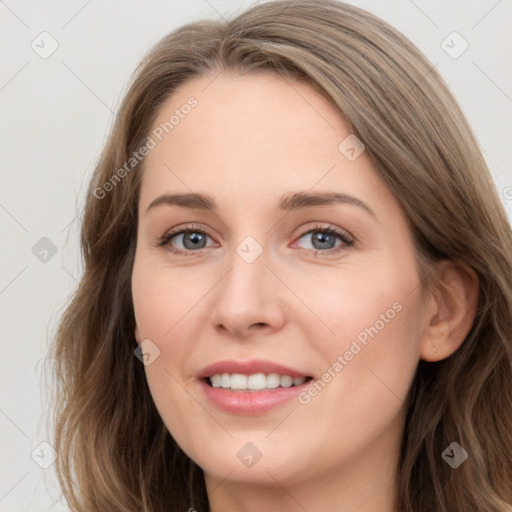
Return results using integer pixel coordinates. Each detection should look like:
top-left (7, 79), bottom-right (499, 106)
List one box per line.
top-left (131, 72), bottom-right (478, 512)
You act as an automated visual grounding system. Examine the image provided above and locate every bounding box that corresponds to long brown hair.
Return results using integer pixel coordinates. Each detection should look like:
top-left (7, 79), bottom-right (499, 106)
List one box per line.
top-left (49, 1), bottom-right (512, 510)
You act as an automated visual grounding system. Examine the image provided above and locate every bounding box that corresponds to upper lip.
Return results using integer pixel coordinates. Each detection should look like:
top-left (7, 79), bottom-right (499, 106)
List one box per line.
top-left (196, 359), bottom-right (311, 379)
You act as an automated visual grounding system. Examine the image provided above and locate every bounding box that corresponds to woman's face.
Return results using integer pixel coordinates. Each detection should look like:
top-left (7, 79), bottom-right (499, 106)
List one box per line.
top-left (131, 72), bottom-right (431, 491)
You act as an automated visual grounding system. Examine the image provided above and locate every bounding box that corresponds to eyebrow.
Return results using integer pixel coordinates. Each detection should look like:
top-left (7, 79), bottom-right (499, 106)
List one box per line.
top-left (145, 191), bottom-right (376, 218)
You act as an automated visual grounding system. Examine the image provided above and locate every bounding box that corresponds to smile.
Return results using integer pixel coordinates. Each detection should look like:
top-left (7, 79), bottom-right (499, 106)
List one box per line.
top-left (208, 373), bottom-right (308, 391)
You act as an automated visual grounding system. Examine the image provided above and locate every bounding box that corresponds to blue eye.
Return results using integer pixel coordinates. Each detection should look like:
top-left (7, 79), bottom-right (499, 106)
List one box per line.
top-left (155, 223), bottom-right (354, 256)
top-left (156, 225), bottom-right (214, 255)
top-left (297, 225), bottom-right (353, 253)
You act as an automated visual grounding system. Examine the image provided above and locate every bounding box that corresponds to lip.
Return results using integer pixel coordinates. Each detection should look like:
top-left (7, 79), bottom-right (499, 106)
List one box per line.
top-left (196, 359), bottom-right (313, 415)
top-left (198, 378), bottom-right (312, 415)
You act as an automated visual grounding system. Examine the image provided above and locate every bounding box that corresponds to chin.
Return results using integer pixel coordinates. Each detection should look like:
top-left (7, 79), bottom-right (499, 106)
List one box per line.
top-left (182, 435), bottom-right (317, 487)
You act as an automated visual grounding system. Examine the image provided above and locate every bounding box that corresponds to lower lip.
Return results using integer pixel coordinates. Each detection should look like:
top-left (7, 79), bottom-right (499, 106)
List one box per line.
top-left (199, 379), bottom-right (311, 414)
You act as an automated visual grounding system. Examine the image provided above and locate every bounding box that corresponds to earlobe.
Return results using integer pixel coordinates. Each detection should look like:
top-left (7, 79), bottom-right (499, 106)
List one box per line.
top-left (134, 325), bottom-right (141, 344)
top-left (421, 323), bottom-right (450, 362)
top-left (420, 261), bottom-right (479, 362)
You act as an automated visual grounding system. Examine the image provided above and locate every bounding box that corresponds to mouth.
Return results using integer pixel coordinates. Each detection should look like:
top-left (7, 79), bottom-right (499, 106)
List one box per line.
top-left (196, 359), bottom-right (315, 414)
top-left (205, 373), bottom-right (314, 392)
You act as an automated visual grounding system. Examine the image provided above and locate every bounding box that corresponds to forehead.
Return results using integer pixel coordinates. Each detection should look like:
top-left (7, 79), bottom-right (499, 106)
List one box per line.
top-left (148, 71), bottom-right (345, 157)
top-left (138, 72), bottom-right (395, 219)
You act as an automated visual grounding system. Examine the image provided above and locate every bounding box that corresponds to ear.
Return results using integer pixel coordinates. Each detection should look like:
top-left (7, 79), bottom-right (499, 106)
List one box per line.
top-left (420, 260), bottom-right (479, 362)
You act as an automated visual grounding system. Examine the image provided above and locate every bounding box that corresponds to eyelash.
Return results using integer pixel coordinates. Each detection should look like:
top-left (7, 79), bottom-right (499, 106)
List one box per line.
top-left (154, 223), bottom-right (355, 257)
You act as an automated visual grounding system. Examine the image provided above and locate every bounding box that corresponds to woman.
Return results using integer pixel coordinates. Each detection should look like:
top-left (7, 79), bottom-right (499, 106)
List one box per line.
top-left (50, 1), bottom-right (512, 510)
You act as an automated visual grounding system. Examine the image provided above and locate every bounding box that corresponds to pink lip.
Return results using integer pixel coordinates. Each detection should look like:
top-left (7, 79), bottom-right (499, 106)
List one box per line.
top-left (198, 379), bottom-right (312, 415)
top-left (196, 359), bottom-right (313, 415)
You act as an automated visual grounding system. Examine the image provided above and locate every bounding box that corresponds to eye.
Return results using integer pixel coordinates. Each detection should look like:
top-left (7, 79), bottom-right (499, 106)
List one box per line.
top-left (155, 224), bottom-right (216, 255)
top-left (295, 224), bottom-right (354, 254)
top-left (154, 223), bottom-right (354, 256)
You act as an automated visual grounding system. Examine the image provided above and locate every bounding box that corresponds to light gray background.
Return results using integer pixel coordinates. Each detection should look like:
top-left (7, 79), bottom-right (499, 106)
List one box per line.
top-left (1, 0), bottom-right (511, 510)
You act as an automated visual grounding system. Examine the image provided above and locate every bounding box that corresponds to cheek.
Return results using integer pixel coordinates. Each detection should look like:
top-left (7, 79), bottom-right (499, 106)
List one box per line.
top-left (131, 256), bottom-right (216, 424)
top-left (131, 255), bottom-right (210, 344)
top-left (292, 282), bottom-right (423, 470)
top-left (291, 258), bottom-right (422, 355)
top-left (294, 253), bottom-right (424, 411)
top-left (131, 264), bottom-right (206, 459)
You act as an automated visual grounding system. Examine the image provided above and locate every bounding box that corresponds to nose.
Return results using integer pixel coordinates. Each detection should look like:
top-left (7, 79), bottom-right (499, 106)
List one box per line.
top-left (210, 240), bottom-right (287, 339)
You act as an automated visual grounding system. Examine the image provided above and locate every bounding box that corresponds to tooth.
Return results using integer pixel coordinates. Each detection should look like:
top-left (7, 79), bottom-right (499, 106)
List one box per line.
top-left (266, 373), bottom-right (280, 388)
top-left (280, 375), bottom-right (293, 388)
top-left (247, 373), bottom-right (266, 390)
top-left (221, 373), bottom-right (231, 388)
top-left (230, 373), bottom-right (248, 390)
top-left (209, 373), bottom-right (308, 390)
